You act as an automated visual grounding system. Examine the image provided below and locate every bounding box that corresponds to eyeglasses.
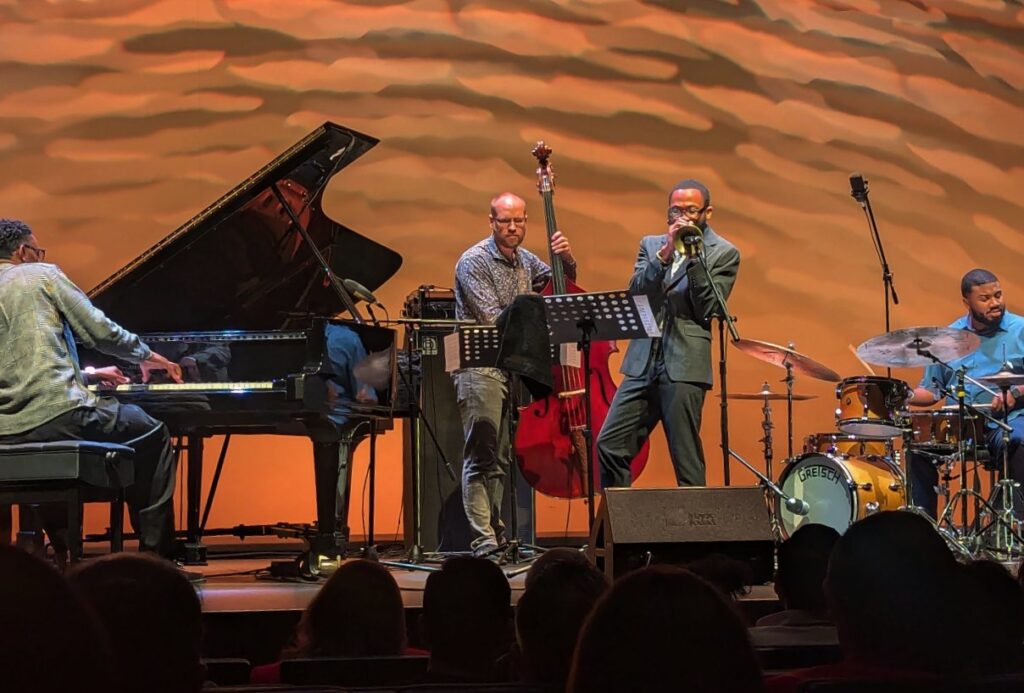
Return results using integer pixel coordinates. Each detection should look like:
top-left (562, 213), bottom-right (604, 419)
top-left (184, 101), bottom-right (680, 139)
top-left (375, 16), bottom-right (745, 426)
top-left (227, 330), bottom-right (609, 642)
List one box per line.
top-left (667, 205), bottom-right (707, 222)
top-left (21, 244), bottom-right (45, 260)
top-left (491, 216), bottom-right (527, 228)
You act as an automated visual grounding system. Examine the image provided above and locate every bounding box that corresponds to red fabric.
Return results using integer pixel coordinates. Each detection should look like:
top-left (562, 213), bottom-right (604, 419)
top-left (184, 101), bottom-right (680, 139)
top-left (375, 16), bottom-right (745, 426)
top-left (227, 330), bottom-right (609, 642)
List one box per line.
top-left (248, 647), bottom-right (429, 684)
top-left (764, 659), bottom-right (939, 693)
top-left (249, 660), bottom-right (281, 684)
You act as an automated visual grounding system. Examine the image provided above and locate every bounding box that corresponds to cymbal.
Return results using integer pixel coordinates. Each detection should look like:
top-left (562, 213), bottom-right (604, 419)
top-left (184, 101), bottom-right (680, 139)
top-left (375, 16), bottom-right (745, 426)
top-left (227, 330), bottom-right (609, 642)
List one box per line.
top-left (855, 327), bottom-right (980, 368)
top-left (725, 391), bottom-right (817, 401)
top-left (732, 339), bottom-right (841, 382)
top-left (978, 370), bottom-right (1024, 387)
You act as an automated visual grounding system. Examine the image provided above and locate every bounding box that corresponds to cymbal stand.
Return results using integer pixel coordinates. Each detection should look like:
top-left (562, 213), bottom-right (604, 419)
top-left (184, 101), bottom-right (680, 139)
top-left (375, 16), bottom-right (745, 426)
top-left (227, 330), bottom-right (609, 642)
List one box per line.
top-left (979, 381), bottom-right (1024, 557)
top-left (913, 345), bottom-right (1021, 551)
top-left (757, 381), bottom-right (775, 482)
top-left (782, 357), bottom-right (796, 459)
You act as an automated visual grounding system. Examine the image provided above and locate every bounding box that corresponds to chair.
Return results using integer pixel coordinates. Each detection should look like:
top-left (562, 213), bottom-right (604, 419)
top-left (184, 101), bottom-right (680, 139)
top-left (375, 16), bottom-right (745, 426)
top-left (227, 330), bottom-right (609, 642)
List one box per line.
top-left (201, 657), bottom-right (253, 685)
top-left (756, 643), bottom-right (843, 671)
top-left (0, 440), bottom-right (134, 561)
top-left (280, 655), bottom-right (430, 687)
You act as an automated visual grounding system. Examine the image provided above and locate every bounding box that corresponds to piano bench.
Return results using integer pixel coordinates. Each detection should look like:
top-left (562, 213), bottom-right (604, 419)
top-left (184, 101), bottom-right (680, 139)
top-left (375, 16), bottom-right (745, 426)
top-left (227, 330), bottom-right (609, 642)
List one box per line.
top-left (0, 441), bottom-right (135, 562)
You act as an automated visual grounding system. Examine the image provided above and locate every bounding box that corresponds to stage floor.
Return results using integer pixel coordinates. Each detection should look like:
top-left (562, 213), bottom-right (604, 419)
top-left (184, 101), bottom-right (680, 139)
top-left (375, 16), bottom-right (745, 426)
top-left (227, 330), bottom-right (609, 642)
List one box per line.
top-left (184, 539), bottom-right (778, 614)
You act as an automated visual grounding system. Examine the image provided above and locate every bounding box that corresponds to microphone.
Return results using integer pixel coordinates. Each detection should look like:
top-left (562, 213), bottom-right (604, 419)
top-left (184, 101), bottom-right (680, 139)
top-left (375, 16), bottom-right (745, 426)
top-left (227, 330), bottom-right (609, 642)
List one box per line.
top-left (342, 278), bottom-right (381, 306)
top-left (784, 496), bottom-right (810, 516)
top-left (849, 172), bottom-right (868, 205)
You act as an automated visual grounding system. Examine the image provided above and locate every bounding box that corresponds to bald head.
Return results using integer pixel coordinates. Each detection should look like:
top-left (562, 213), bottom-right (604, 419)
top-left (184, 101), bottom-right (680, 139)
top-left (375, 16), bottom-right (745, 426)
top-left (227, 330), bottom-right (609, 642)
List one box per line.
top-left (490, 192), bottom-right (525, 217)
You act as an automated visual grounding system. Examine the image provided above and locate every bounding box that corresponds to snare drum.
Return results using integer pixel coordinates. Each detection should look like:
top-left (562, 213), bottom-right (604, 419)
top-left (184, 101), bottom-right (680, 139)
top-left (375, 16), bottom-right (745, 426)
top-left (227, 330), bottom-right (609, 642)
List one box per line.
top-left (803, 432), bottom-right (893, 458)
top-left (778, 453), bottom-right (905, 537)
top-left (835, 376), bottom-right (911, 438)
top-left (909, 411), bottom-right (981, 453)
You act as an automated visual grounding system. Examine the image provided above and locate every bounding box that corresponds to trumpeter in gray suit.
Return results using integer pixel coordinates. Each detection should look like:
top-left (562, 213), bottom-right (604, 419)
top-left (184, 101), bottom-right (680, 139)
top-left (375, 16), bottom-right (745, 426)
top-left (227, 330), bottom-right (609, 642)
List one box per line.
top-left (596, 180), bottom-right (740, 488)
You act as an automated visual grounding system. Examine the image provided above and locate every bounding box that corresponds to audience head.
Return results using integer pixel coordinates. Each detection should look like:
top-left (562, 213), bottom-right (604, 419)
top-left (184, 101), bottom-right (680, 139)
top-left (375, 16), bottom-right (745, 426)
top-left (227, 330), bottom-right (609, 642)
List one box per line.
top-left (0, 546), bottom-right (114, 692)
top-left (291, 558), bottom-right (406, 658)
top-left (523, 546), bottom-right (591, 589)
top-left (825, 511), bottom-right (958, 672)
top-left (686, 552), bottom-right (752, 601)
top-left (68, 552), bottom-right (203, 693)
top-left (569, 565), bottom-right (763, 693)
top-left (516, 558), bottom-right (609, 686)
top-left (775, 523), bottom-right (840, 614)
top-left (422, 555), bottom-right (512, 679)
top-left (960, 560), bottom-right (1024, 673)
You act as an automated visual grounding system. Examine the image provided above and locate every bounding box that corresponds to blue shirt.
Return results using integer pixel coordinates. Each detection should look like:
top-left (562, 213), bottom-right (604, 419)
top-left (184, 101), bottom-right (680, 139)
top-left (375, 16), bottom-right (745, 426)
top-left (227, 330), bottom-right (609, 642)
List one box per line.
top-left (920, 311), bottom-right (1024, 424)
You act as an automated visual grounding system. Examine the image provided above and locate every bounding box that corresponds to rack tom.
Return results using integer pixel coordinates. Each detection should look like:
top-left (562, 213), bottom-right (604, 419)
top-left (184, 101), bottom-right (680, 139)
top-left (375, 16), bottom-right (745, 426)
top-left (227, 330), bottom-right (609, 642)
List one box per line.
top-left (803, 432), bottom-right (893, 458)
top-left (835, 376), bottom-right (910, 438)
top-left (909, 410), bottom-right (981, 454)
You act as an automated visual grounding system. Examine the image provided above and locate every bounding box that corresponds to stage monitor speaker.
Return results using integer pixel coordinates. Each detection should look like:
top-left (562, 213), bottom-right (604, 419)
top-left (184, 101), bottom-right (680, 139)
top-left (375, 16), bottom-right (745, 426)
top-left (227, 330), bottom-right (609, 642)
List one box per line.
top-left (401, 299), bottom-right (534, 553)
top-left (587, 486), bottom-right (775, 582)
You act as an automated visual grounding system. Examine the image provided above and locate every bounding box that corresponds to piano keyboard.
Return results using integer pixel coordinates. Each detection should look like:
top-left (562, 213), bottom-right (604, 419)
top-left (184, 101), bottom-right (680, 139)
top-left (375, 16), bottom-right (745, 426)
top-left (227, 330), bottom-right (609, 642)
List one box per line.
top-left (88, 381), bottom-right (278, 393)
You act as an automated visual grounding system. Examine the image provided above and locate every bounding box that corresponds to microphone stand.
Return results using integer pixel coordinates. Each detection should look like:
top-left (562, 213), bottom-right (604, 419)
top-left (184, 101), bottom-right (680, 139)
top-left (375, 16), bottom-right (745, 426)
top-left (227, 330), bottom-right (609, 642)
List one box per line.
top-left (727, 448), bottom-right (802, 539)
top-left (850, 175), bottom-right (899, 377)
top-left (691, 240), bottom-right (740, 486)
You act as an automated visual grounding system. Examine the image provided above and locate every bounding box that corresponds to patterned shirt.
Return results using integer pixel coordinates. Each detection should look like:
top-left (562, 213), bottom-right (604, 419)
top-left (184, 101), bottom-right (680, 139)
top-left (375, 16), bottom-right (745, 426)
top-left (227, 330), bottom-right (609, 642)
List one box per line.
top-left (454, 235), bottom-right (576, 379)
top-left (0, 260), bottom-right (151, 435)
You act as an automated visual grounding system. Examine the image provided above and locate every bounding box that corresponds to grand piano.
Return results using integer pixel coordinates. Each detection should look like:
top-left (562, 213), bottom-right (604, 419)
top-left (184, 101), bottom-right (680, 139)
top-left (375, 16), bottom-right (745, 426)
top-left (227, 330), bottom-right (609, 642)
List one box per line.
top-left (76, 122), bottom-right (402, 571)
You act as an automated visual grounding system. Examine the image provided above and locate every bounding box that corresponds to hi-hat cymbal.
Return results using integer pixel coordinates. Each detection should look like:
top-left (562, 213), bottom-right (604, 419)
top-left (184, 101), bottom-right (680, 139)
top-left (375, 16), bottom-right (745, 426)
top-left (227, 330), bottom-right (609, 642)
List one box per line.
top-left (724, 391), bottom-right (817, 401)
top-left (855, 327), bottom-right (980, 368)
top-left (978, 370), bottom-right (1024, 387)
top-left (732, 339), bottom-right (841, 382)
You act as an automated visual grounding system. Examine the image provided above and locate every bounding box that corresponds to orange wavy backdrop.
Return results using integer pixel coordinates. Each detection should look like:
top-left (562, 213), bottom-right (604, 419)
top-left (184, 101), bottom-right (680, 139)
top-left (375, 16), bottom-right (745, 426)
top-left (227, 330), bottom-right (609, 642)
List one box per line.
top-left (1, 0), bottom-right (1022, 540)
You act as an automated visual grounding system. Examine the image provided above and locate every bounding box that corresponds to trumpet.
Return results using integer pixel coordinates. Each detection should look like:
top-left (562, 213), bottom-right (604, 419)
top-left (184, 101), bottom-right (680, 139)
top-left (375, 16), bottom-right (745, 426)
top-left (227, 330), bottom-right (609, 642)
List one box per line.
top-left (673, 221), bottom-right (704, 255)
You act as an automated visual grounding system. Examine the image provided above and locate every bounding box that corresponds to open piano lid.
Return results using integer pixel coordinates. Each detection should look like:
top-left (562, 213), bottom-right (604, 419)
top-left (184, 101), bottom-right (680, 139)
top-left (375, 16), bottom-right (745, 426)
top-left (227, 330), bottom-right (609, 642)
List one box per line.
top-left (88, 122), bottom-right (401, 334)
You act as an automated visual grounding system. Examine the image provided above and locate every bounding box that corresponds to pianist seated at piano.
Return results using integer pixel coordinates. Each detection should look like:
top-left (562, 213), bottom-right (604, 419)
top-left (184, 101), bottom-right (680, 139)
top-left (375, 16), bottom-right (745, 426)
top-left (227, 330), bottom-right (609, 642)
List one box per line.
top-left (0, 218), bottom-right (184, 558)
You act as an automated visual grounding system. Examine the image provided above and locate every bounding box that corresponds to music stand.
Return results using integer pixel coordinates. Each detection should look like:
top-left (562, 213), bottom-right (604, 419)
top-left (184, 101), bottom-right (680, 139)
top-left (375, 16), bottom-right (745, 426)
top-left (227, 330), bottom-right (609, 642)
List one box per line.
top-left (542, 291), bottom-right (661, 529)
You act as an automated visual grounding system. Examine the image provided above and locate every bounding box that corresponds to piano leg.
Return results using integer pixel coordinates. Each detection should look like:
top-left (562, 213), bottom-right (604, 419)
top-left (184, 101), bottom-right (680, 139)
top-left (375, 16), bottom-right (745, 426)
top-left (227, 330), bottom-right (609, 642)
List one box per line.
top-left (311, 439), bottom-right (346, 560)
top-left (308, 422), bottom-right (369, 568)
top-left (183, 435), bottom-right (207, 565)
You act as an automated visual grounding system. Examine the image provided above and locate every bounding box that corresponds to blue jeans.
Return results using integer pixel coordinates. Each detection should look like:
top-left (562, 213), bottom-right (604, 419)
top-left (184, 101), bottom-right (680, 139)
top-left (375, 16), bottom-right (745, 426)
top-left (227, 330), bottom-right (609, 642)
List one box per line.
top-left (453, 370), bottom-right (509, 551)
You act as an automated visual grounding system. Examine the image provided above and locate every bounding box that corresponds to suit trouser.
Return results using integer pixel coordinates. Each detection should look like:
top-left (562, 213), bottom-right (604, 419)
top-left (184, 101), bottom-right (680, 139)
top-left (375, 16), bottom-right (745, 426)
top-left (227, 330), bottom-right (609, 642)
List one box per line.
top-left (909, 416), bottom-right (1024, 519)
top-left (597, 348), bottom-right (707, 488)
top-left (453, 370), bottom-right (509, 551)
top-left (0, 399), bottom-right (178, 556)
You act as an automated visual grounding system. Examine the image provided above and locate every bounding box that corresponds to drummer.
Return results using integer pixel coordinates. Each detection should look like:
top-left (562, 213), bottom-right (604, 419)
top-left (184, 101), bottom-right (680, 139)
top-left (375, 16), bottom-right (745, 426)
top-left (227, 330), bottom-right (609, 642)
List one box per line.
top-left (908, 269), bottom-right (1024, 518)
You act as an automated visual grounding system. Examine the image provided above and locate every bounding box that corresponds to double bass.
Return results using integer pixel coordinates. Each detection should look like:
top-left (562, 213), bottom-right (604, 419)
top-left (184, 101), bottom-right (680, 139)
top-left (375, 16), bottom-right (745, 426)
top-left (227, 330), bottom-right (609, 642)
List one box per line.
top-left (514, 142), bottom-right (649, 499)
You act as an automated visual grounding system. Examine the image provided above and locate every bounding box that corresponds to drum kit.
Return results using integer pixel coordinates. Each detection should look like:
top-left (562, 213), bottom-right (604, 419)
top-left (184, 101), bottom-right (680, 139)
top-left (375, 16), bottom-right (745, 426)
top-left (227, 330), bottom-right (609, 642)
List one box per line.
top-left (727, 326), bottom-right (1024, 560)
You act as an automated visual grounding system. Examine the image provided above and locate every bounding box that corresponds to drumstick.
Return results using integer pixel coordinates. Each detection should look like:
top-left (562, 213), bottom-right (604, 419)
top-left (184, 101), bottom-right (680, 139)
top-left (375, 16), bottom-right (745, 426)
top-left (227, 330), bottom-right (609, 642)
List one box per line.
top-left (848, 344), bottom-right (877, 376)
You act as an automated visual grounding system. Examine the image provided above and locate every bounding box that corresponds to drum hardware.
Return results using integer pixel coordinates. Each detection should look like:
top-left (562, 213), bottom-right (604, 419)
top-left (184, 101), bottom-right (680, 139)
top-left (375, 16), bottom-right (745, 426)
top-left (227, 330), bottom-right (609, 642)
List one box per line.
top-left (974, 373), bottom-right (1024, 558)
top-left (906, 344), bottom-right (1023, 558)
top-left (733, 339), bottom-right (838, 458)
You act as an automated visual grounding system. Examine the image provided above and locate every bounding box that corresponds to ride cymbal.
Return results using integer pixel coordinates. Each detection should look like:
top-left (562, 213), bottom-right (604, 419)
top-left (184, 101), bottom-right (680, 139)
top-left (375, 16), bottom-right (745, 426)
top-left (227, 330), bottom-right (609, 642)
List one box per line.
top-left (855, 327), bottom-right (980, 368)
top-left (733, 338), bottom-right (841, 382)
top-left (978, 371), bottom-right (1024, 387)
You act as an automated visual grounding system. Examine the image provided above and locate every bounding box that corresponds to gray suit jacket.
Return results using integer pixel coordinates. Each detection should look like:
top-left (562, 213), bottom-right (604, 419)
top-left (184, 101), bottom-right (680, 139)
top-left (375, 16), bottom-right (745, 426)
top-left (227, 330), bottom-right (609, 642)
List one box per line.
top-left (620, 227), bottom-right (740, 386)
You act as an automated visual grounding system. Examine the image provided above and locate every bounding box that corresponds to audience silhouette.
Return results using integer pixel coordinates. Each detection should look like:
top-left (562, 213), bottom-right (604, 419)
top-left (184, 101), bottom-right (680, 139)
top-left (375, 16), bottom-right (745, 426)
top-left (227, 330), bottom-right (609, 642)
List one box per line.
top-left (68, 552), bottom-right (204, 693)
top-left (515, 557), bottom-right (609, 687)
top-left (569, 565), bottom-right (764, 693)
top-left (0, 545), bottom-right (115, 693)
top-left (421, 555), bottom-right (513, 682)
